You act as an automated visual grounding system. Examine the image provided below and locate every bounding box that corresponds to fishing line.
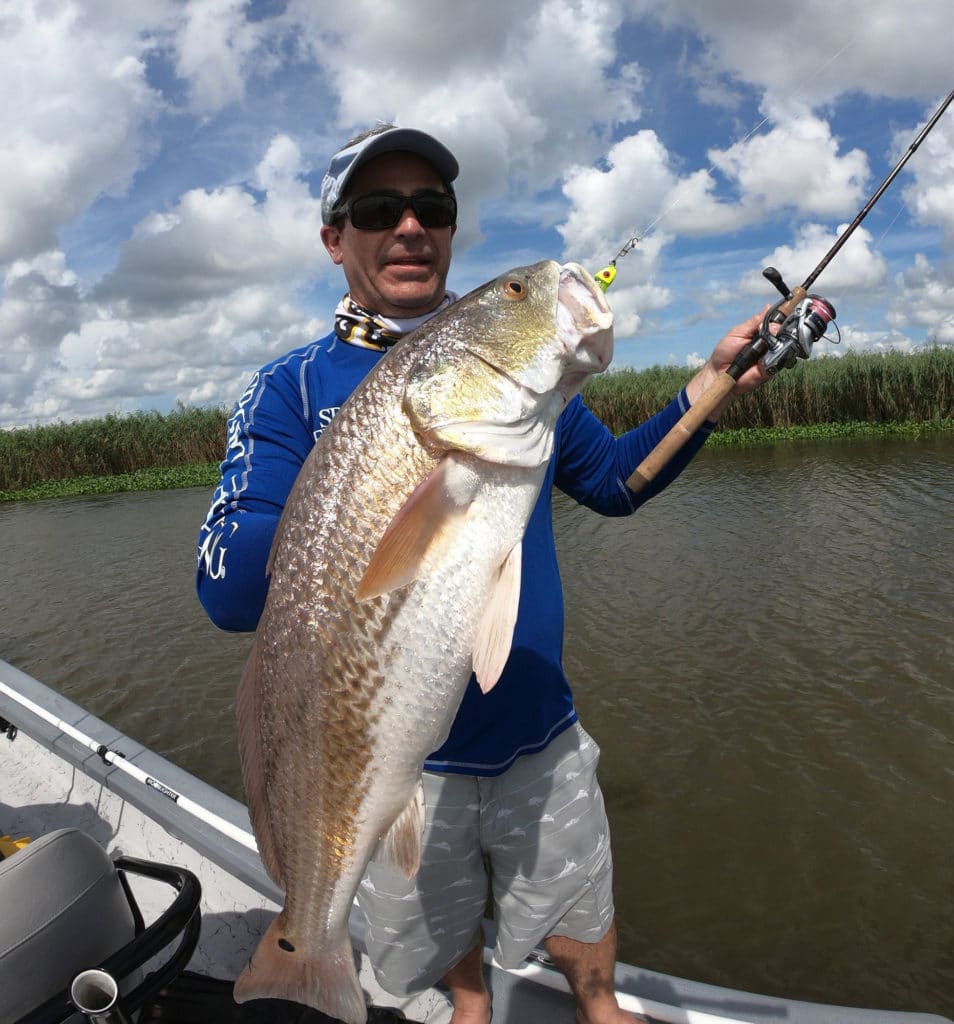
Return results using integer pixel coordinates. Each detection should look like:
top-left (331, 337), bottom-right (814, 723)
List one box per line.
top-left (874, 200), bottom-right (909, 249)
top-left (595, 32), bottom-right (860, 291)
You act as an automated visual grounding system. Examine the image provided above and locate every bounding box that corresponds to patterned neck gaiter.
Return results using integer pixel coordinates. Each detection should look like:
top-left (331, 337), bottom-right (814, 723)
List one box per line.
top-left (333, 292), bottom-right (458, 351)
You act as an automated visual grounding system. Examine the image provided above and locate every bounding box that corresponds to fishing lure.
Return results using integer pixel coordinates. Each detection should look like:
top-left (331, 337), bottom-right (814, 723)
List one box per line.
top-left (593, 263), bottom-right (616, 292)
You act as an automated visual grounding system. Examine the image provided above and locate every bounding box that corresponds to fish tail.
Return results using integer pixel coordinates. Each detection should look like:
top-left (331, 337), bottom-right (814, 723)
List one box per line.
top-left (233, 917), bottom-right (366, 1024)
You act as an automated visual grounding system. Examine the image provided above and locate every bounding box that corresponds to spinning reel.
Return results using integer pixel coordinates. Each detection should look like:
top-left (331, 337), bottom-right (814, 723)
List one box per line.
top-left (757, 266), bottom-right (840, 375)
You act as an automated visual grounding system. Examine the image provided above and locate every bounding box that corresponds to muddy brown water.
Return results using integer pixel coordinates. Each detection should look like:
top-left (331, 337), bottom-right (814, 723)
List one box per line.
top-left (2, 434), bottom-right (952, 1015)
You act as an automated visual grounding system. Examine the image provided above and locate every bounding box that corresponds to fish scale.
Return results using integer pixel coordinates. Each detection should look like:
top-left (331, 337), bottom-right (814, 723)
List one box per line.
top-left (233, 260), bottom-right (613, 1023)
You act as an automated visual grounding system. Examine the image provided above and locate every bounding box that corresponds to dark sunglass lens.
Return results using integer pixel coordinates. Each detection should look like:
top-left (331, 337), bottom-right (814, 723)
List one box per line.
top-left (412, 193), bottom-right (456, 228)
top-left (349, 194), bottom-right (404, 230)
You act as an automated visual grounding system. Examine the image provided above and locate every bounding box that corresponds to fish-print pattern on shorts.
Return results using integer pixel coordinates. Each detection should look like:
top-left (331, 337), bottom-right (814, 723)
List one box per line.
top-left (359, 722), bottom-right (614, 995)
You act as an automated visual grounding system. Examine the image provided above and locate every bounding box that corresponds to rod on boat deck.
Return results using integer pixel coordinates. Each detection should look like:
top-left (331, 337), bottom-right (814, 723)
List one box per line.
top-left (0, 679), bottom-right (257, 853)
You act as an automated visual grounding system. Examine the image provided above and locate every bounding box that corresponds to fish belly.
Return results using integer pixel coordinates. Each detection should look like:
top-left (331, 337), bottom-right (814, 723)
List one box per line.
top-left (236, 455), bottom-right (541, 1022)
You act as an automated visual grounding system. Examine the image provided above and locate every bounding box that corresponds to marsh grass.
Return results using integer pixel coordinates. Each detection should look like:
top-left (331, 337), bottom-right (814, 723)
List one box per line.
top-left (583, 347), bottom-right (954, 435)
top-left (2, 349), bottom-right (953, 502)
top-left (0, 407), bottom-right (226, 499)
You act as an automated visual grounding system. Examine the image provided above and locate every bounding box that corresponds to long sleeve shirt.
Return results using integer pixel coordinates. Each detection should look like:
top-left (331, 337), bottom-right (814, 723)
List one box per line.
top-left (196, 328), bottom-right (713, 775)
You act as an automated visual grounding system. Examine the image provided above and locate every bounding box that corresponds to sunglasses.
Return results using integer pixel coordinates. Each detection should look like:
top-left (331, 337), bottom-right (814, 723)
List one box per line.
top-left (334, 189), bottom-right (457, 231)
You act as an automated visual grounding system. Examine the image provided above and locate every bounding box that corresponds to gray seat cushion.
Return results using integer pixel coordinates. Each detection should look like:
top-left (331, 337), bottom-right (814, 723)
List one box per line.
top-left (0, 828), bottom-right (137, 1022)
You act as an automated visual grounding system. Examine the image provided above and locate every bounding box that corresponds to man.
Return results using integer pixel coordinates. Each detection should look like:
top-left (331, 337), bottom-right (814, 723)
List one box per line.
top-left (197, 124), bottom-right (769, 1024)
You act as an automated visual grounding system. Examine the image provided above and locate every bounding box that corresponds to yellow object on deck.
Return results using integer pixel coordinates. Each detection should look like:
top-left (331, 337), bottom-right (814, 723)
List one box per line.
top-left (0, 834), bottom-right (31, 859)
top-left (594, 264), bottom-right (616, 292)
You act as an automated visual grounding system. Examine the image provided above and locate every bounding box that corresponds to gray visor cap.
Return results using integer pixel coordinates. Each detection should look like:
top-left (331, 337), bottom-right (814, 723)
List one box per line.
top-left (320, 127), bottom-right (460, 225)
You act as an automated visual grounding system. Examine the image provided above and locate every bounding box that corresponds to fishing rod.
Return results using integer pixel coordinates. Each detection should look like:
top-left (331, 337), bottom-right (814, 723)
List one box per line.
top-left (620, 86), bottom-right (954, 492)
top-left (0, 678), bottom-right (258, 852)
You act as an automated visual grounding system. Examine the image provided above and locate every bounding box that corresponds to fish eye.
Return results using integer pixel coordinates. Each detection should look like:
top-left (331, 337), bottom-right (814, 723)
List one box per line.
top-left (499, 275), bottom-right (528, 301)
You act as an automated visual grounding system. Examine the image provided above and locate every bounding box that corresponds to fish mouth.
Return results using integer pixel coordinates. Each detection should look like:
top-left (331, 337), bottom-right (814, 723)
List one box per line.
top-left (559, 263), bottom-right (613, 331)
top-left (557, 263), bottom-right (614, 371)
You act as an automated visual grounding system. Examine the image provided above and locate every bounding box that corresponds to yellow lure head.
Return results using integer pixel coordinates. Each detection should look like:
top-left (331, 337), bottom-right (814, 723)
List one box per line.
top-left (594, 264), bottom-right (616, 292)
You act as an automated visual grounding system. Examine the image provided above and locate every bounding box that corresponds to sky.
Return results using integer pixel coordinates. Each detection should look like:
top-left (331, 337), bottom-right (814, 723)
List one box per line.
top-left (2, 0), bottom-right (953, 429)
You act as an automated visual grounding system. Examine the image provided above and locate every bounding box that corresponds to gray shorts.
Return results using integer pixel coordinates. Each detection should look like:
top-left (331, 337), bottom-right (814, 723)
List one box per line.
top-left (357, 722), bottom-right (615, 996)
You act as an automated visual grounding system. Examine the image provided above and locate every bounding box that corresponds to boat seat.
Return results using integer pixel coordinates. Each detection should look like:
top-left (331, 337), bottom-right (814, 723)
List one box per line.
top-left (0, 828), bottom-right (137, 1022)
top-left (0, 827), bottom-right (201, 1024)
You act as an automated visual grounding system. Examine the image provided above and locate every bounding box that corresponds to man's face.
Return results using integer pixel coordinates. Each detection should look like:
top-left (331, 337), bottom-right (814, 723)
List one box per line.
top-left (320, 151), bottom-right (456, 318)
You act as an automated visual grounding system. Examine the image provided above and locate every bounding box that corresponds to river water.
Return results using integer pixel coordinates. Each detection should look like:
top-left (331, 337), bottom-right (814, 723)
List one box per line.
top-left (1, 436), bottom-right (953, 1016)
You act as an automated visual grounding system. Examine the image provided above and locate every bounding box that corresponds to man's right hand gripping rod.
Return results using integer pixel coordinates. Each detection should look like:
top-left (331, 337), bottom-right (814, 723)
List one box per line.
top-left (625, 276), bottom-right (821, 492)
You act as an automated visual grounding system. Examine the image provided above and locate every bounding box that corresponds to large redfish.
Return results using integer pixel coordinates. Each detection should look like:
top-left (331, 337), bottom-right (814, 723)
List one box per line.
top-left (233, 260), bottom-right (613, 1022)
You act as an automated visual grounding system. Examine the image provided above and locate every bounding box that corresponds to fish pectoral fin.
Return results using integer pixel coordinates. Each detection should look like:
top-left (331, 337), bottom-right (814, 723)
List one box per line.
top-left (356, 457), bottom-right (475, 601)
top-left (472, 542), bottom-right (522, 693)
top-left (372, 782), bottom-right (425, 879)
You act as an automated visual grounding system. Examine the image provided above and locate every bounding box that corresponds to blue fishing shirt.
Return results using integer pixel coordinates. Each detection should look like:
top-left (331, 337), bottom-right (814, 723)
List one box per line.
top-left (196, 328), bottom-right (714, 776)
